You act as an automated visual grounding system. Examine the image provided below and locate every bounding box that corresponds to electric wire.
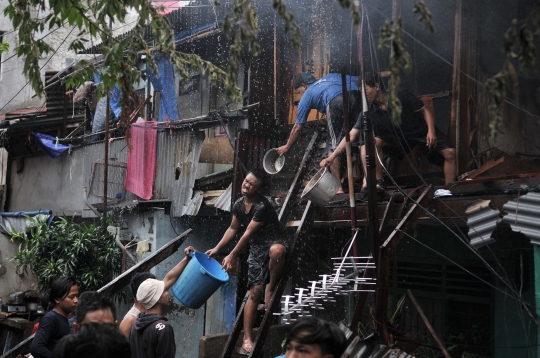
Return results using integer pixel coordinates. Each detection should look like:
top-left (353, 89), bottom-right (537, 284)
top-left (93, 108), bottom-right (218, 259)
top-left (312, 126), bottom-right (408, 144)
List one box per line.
top-left (363, 1), bottom-right (540, 120)
top-left (362, 4), bottom-right (520, 295)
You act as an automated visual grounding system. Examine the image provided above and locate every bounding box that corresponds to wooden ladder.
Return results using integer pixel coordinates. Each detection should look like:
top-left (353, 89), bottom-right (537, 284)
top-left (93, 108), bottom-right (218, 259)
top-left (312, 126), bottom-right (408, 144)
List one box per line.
top-left (220, 132), bottom-right (320, 358)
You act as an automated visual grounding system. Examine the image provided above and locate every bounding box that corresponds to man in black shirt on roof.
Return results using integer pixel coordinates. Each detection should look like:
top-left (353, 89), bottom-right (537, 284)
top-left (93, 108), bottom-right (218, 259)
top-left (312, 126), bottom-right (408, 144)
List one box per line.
top-left (206, 168), bottom-right (288, 353)
top-left (321, 72), bottom-right (456, 189)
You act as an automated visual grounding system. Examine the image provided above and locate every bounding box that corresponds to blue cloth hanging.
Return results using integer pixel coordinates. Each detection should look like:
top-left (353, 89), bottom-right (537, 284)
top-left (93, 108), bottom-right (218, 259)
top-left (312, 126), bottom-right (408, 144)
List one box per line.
top-left (33, 133), bottom-right (70, 158)
top-left (148, 53), bottom-right (180, 122)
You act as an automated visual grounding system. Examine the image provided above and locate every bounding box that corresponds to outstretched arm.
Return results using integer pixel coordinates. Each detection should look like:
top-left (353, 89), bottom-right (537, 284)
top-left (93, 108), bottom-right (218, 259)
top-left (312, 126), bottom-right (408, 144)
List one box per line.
top-left (221, 219), bottom-right (263, 271)
top-left (277, 123), bottom-right (303, 156)
top-left (320, 128), bottom-right (361, 168)
top-left (206, 215), bottom-right (241, 258)
top-left (163, 246), bottom-right (195, 290)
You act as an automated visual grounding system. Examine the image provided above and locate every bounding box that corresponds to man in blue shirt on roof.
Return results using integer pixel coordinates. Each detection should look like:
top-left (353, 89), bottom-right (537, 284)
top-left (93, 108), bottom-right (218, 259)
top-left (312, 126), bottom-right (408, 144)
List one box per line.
top-left (277, 72), bottom-right (362, 194)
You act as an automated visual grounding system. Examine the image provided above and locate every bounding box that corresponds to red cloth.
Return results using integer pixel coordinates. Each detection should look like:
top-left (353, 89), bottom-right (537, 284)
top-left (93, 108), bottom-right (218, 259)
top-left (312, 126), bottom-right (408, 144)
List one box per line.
top-left (125, 121), bottom-right (158, 200)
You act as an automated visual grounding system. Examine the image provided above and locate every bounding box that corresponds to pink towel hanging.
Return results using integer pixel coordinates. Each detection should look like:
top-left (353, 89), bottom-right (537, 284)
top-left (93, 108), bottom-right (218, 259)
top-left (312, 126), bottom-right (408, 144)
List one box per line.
top-left (125, 121), bottom-right (158, 200)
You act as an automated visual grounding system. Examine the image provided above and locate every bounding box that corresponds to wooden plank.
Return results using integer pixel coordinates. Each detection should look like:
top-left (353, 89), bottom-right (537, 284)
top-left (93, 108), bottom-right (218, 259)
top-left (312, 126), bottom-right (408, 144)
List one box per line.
top-left (0, 334), bottom-right (35, 358)
top-left (278, 131), bottom-right (319, 224)
top-left (220, 292), bottom-right (249, 358)
top-left (379, 196), bottom-right (395, 238)
top-left (464, 156), bottom-right (505, 180)
top-left (98, 229), bottom-right (192, 297)
top-left (382, 186), bottom-right (434, 249)
top-left (407, 290), bottom-right (452, 358)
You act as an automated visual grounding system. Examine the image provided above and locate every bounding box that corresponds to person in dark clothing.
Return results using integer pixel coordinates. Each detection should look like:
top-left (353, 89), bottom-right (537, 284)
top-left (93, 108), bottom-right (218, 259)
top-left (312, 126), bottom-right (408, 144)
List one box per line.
top-left (30, 276), bottom-right (79, 358)
top-left (53, 323), bottom-right (130, 358)
top-left (321, 72), bottom-right (456, 189)
top-left (130, 246), bottom-right (194, 358)
top-left (283, 317), bottom-right (347, 358)
top-left (277, 72), bottom-right (362, 193)
top-left (206, 169), bottom-right (288, 353)
top-left (72, 291), bottom-right (117, 332)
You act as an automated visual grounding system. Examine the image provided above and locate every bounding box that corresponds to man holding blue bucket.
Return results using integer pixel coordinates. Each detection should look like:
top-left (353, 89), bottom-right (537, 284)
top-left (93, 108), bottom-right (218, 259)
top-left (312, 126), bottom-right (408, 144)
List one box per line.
top-left (207, 169), bottom-right (288, 353)
top-left (129, 246), bottom-right (195, 358)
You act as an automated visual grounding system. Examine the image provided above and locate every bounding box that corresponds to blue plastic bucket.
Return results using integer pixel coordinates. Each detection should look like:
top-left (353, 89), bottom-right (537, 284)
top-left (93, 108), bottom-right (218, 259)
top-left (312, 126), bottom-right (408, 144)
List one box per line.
top-left (172, 251), bottom-right (230, 309)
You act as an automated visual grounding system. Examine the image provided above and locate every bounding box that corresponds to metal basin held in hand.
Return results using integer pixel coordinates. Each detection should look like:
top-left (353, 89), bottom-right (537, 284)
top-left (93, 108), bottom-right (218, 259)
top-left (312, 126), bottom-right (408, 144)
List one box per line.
top-left (301, 168), bottom-right (341, 206)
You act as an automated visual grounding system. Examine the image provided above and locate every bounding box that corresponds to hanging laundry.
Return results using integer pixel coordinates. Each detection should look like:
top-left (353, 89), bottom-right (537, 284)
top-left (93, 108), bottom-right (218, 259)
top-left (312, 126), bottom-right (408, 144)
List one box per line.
top-left (148, 52), bottom-right (181, 122)
top-left (32, 133), bottom-right (71, 159)
top-left (124, 121), bottom-right (158, 200)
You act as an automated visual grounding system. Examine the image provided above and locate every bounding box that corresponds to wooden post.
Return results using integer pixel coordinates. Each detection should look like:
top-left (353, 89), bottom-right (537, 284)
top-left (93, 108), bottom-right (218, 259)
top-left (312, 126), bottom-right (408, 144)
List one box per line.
top-left (407, 289), bottom-right (452, 358)
top-left (451, 0), bottom-right (462, 175)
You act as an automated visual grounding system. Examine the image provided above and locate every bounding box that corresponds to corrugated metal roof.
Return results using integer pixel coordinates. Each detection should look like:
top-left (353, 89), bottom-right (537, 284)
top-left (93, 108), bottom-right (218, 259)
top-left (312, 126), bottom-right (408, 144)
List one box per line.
top-left (502, 192), bottom-right (540, 244)
top-left (153, 130), bottom-right (205, 216)
top-left (80, 129), bottom-right (205, 217)
top-left (465, 199), bottom-right (500, 249)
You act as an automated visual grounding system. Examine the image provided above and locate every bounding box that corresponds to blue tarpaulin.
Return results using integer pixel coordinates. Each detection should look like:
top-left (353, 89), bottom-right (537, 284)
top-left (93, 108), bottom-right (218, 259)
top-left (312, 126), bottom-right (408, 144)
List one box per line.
top-left (93, 73), bottom-right (123, 119)
top-left (33, 133), bottom-right (71, 158)
top-left (0, 210), bottom-right (54, 234)
top-left (148, 53), bottom-right (180, 122)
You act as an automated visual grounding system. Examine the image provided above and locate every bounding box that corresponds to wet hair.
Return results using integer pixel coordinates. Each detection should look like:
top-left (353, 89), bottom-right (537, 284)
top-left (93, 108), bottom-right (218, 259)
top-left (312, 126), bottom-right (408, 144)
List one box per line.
top-left (130, 272), bottom-right (156, 297)
top-left (47, 276), bottom-right (77, 310)
top-left (293, 72), bottom-right (317, 89)
top-left (247, 168), bottom-right (270, 190)
top-left (285, 317), bottom-right (347, 358)
top-left (75, 291), bottom-right (117, 323)
top-left (53, 323), bottom-right (130, 358)
top-left (356, 72), bottom-right (384, 88)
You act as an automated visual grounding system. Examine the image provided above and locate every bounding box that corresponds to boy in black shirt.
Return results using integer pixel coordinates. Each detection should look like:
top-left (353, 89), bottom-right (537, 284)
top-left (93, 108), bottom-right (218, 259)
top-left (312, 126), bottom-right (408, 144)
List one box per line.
top-left (321, 72), bottom-right (456, 188)
top-left (206, 169), bottom-right (288, 353)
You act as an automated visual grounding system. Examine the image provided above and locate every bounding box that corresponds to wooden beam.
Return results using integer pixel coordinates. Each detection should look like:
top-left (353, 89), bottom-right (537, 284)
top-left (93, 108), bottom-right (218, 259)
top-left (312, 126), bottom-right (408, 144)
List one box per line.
top-left (407, 290), bottom-right (452, 358)
top-left (464, 156), bottom-right (505, 180)
top-left (99, 229), bottom-right (192, 297)
top-left (379, 196), bottom-right (395, 238)
top-left (278, 132), bottom-right (319, 224)
top-left (382, 186), bottom-right (434, 249)
top-left (220, 292), bottom-right (248, 358)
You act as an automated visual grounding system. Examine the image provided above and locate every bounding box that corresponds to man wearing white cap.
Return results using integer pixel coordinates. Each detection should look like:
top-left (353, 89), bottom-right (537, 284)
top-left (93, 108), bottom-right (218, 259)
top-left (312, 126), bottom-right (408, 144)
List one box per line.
top-left (129, 246), bottom-right (194, 358)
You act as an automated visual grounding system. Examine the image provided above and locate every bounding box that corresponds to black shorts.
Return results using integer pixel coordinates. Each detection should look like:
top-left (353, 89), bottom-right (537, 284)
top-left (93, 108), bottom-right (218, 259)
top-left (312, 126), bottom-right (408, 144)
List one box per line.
top-left (247, 240), bottom-right (288, 287)
top-left (358, 125), bottom-right (453, 153)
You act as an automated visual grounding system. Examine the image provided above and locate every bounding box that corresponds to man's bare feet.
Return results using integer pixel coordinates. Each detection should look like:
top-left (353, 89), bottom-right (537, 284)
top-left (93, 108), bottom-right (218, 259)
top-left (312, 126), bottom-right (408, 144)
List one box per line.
top-left (242, 339), bottom-right (253, 353)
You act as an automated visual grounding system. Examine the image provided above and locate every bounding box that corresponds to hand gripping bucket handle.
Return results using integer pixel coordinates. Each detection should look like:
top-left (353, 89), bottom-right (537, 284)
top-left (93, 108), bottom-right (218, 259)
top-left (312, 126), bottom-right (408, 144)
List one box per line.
top-left (172, 251), bottom-right (229, 309)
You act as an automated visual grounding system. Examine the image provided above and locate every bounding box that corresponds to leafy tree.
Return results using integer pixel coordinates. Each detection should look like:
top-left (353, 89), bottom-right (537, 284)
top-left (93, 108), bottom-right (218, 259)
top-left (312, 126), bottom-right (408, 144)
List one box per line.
top-left (0, 41), bottom-right (8, 53)
top-left (11, 216), bottom-right (128, 301)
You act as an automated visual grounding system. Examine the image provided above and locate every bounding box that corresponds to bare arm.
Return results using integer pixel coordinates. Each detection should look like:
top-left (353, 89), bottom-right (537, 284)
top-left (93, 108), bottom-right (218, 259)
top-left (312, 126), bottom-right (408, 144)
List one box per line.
top-left (119, 314), bottom-right (137, 339)
top-left (320, 128), bottom-right (361, 168)
top-left (163, 246), bottom-right (195, 290)
top-left (422, 107), bottom-right (437, 148)
top-left (277, 123), bottom-right (303, 156)
top-left (221, 220), bottom-right (263, 271)
top-left (205, 215), bottom-right (240, 258)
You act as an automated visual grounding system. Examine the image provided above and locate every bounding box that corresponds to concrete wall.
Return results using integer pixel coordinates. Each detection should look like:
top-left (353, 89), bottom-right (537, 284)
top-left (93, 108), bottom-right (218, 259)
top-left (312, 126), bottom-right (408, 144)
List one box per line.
top-left (0, 231), bottom-right (37, 303)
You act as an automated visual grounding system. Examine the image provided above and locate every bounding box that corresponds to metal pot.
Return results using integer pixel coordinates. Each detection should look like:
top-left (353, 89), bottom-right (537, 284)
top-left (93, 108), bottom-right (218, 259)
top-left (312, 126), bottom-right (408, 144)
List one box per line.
top-left (301, 168), bottom-right (341, 206)
top-left (262, 148), bottom-right (303, 180)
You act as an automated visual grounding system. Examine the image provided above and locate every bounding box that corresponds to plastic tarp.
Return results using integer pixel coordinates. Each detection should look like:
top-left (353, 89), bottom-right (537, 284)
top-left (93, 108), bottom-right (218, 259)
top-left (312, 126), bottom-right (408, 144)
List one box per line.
top-left (0, 210), bottom-right (53, 235)
top-left (33, 133), bottom-right (71, 158)
top-left (148, 53), bottom-right (180, 122)
top-left (93, 73), bottom-right (122, 119)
